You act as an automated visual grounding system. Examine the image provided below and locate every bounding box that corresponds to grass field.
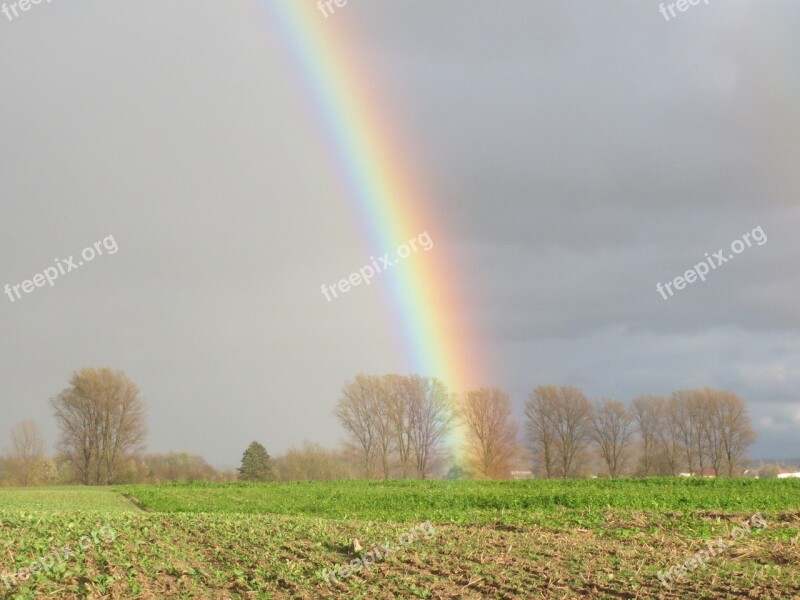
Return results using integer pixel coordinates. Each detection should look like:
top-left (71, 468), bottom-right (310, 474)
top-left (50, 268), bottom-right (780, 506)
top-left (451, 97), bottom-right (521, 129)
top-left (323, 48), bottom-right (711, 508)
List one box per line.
top-left (0, 480), bottom-right (798, 599)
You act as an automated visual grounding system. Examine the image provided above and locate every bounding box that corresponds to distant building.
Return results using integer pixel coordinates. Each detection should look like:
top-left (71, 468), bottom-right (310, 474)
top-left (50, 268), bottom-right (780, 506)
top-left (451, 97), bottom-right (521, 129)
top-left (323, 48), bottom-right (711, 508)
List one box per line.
top-left (510, 470), bottom-right (533, 480)
top-left (777, 472), bottom-right (800, 479)
top-left (678, 470), bottom-right (716, 477)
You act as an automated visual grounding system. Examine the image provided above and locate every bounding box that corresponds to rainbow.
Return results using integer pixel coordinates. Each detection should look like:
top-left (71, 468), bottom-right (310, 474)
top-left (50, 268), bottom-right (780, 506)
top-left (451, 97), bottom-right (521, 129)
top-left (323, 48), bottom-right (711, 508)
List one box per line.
top-left (260, 1), bottom-right (485, 406)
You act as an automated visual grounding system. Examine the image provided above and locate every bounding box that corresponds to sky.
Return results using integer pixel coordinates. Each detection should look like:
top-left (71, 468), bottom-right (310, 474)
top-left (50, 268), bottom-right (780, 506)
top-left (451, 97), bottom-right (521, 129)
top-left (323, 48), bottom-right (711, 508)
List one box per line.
top-left (1, 1), bottom-right (798, 468)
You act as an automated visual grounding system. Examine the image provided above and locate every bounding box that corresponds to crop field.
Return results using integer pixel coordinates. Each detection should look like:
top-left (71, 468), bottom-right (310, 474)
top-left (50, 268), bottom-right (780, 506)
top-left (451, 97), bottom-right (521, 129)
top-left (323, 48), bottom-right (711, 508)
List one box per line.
top-left (0, 480), bottom-right (798, 599)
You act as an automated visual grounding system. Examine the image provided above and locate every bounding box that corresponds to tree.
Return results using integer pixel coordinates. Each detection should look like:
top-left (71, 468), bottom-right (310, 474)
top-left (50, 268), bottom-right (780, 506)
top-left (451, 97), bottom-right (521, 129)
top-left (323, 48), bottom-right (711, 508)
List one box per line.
top-left (590, 399), bottom-right (635, 478)
top-left (700, 389), bottom-right (756, 476)
top-left (405, 375), bottom-right (454, 479)
top-left (551, 386), bottom-right (592, 478)
top-left (6, 420), bottom-right (47, 486)
top-left (50, 368), bottom-right (147, 485)
top-left (671, 391), bottom-right (704, 475)
top-left (445, 463), bottom-right (468, 480)
top-left (525, 385), bottom-right (591, 478)
top-left (143, 452), bottom-right (220, 483)
top-left (656, 388), bottom-right (756, 477)
top-left (631, 395), bottom-right (663, 476)
top-left (336, 374), bottom-right (454, 480)
top-left (700, 389), bottom-right (725, 476)
top-left (334, 374), bottom-right (380, 478)
top-left (386, 374), bottom-right (415, 478)
top-left (458, 387), bottom-right (519, 479)
top-left (554, 387), bottom-right (592, 478)
top-left (657, 397), bottom-right (684, 476)
top-left (238, 442), bottom-right (275, 482)
top-left (718, 392), bottom-right (757, 476)
top-left (370, 377), bottom-right (396, 480)
top-left (273, 441), bottom-right (355, 481)
top-left (525, 386), bottom-right (559, 478)
top-left (758, 464), bottom-right (781, 478)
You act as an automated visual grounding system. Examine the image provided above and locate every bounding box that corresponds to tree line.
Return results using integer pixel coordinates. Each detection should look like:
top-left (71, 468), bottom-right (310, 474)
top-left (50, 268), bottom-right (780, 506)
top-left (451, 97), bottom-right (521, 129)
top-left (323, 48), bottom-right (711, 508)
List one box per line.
top-left (0, 367), bottom-right (237, 486)
top-left (1, 368), bottom-right (760, 486)
top-left (526, 385), bottom-right (757, 478)
top-left (1, 367), bottom-right (361, 486)
top-left (334, 375), bottom-right (758, 479)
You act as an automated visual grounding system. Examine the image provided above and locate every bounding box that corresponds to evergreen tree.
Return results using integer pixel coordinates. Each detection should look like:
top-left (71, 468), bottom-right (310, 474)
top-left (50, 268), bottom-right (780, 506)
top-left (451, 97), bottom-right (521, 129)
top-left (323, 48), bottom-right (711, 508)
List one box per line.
top-left (238, 442), bottom-right (275, 482)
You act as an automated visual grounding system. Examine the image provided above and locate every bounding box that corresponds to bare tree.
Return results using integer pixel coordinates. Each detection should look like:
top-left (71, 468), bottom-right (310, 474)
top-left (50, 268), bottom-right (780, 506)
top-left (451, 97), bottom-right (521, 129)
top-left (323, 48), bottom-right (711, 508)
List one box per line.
top-left (335, 374), bottom-right (453, 480)
top-left (369, 376), bottom-right (396, 480)
top-left (334, 374), bottom-right (379, 478)
top-left (51, 368), bottom-right (147, 485)
top-left (672, 392), bottom-right (698, 475)
top-left (720, 391), bottom-right (757, 476)
top-left (525, 386), bottom-right (559, 478)
top-left (702, 389), bottom-right (756, 476)
top-left (590, 399), bottom-right (635, 478)
top-left (385, 374), bottom-right (415, 478)
top-left (458, 387), bottom-right (519, 479)
top-left (273, 441), bottom-right (356, 481)
top-left (631, 395), bottom-right (664, 476)
top-left (404, 375), bottom-right (453, 479)
top-left (140, 452), bottom-right (220, 483)
top-left (699, 389), bottom-right (725, 476)
top-left (672, 390), bottom-right (713, 475)
top-left (658, 398), bottom-right (684, 476)
top-left (552, 386), bottom-right (592, 478)
top-left (527, 386), bottom-right (592, 478)
top-left (6, 420), bottom-right (47, 486)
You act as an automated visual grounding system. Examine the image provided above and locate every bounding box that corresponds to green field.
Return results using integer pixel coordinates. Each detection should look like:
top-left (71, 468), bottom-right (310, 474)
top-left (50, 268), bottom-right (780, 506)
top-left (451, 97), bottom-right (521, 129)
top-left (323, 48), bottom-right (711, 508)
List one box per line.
top-left (0, 480), bottom-right (798, 598)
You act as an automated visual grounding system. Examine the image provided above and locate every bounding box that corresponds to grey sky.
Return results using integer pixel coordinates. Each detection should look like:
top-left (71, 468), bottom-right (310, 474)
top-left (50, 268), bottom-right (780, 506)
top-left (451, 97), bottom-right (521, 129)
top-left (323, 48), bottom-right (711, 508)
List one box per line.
top-left (1, 1), bottom-right (798, 467)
